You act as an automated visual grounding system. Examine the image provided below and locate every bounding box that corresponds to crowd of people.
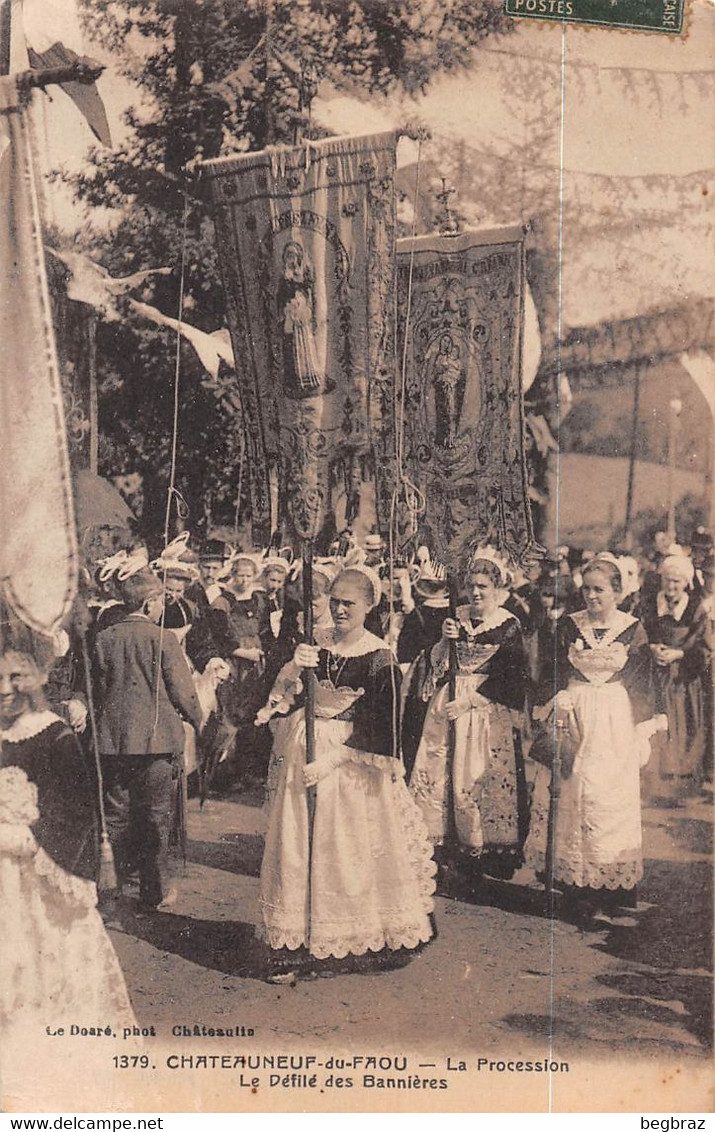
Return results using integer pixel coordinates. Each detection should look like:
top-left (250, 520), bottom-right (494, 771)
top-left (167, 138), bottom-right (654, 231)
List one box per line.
top-left (1, 521), bottom-right (712, 1001)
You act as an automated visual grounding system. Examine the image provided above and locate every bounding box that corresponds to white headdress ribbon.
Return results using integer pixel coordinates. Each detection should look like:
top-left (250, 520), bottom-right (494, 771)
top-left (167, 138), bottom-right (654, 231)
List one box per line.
top-left (98, 546), bottom-right (150, 583)
top-left (151, 532), bottom-right (200, 580)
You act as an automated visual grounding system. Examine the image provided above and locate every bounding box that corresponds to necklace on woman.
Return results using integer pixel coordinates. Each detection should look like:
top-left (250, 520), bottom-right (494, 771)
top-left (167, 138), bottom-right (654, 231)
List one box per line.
top-left (327, 651), bottom-right (351, 688)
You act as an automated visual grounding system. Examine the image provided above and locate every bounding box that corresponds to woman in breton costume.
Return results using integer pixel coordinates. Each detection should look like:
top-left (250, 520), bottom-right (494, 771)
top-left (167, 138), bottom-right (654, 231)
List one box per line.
top-left (263, 558), bottom-right (340, 787)
top-left (0, 649), bottom-right (135, 1054)
top-left (525, 554), bottom-right (661, 924)
top-left (209, 552), bottom-right (274, 787)
top-left (638, 553), bottom-right (711, 802)
top-left (267, 556), bottom-right (337, 680)
top-left (257, 565), bottom-right (435, 981)
top-left (408, 549), bottom-right (529, 881)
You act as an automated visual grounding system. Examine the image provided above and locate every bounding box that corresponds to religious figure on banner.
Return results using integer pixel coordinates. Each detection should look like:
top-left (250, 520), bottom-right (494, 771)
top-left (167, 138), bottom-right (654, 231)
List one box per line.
top-left (277, 240), bottom-right (332, 400)
top-left (431, 332), bottom-right (467, 449)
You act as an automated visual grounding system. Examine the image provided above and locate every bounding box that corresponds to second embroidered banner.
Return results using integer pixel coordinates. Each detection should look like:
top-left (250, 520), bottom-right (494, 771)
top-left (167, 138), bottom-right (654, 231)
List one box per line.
top-left (396, 226), bottom-right (538, 567)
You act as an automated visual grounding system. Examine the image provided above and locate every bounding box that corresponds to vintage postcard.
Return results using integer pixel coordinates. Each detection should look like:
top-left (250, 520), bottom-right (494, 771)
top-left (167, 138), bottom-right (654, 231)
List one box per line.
top-left (0, 0), bottom-right (712, 1116)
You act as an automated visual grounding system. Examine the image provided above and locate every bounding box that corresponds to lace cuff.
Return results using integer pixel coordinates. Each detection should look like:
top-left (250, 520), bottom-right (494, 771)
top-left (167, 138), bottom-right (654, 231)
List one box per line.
top-left (534, 690), bottom-right (574, 724)
top-left (0, 824), bottom-right (39, 859)
top-left (508, 707), bottom-right (524, 730)
top-left (302, 746), bottom-right (351, 787)
top-left (430, 640), bottom-right (450, 680)
top-left (635, 715), bottom-right (669, 767)
top-left (34, 848), bottom-right (98, 911)
top-left (533, 698), bottom-right (554, 724)
top-left (303, 748), bottom-right (404, 788)
top-left (635, 715), bottom-right (664, 740)
top-left (256, 662), bottom-right (303, 725)
top-left (0, 765), bottom-right (39, 824)
top-left (468, 689), bottom-right (490, 710)
top-left (204, 657), bottom-right (231, 679)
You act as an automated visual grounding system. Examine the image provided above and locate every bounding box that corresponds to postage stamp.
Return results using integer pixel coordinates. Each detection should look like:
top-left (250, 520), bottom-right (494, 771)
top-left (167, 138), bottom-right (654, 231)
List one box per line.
top-left (504, 0), bottom-right (685, 33)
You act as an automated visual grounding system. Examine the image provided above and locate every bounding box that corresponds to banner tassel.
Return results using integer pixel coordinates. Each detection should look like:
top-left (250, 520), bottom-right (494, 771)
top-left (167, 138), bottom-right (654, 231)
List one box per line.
top-left (81, 634), bottom-right (117, 894)
top-left (98, 830), bottom-right (117, 892)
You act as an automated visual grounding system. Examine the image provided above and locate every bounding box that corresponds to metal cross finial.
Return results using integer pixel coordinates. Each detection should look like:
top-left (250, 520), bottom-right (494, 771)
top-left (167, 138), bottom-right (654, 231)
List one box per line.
top-left (435, 177), bottom-right (460, 235)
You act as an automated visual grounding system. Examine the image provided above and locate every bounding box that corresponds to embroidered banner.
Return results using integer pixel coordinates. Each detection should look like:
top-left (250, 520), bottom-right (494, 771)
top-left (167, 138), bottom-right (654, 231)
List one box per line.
top-left (202, 132), bottom-right (398, 543)
top-left (396, 225), bottom-right (538, 568)
top-left (0, 77), bottom-right (78, 635)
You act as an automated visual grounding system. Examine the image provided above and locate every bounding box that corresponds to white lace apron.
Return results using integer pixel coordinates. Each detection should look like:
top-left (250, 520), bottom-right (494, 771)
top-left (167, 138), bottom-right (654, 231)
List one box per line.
top-left (409, 607), bottom-right (522, 852)
top-left (525, 614), bottom-right (645, 889)
top-left (259, 647), bottom-right (436, 959)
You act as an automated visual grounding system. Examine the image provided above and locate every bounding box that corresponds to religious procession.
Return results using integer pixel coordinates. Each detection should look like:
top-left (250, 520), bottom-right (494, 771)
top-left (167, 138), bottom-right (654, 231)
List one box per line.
top-left (0, 0), bottom-right (713, 1104)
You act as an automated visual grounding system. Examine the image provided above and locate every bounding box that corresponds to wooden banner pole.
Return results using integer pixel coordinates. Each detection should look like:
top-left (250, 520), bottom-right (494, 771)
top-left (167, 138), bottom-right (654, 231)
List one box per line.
top-left (302, 539), bottom-right (316, 824)
top-left (88, 310), bottom-right (99, 475)
top-left (0, 0), bottom-right (11, 77)
top-left (545, 720), bottom-right (565, 919)
top-left (445, 571), bottom-right (460, 851)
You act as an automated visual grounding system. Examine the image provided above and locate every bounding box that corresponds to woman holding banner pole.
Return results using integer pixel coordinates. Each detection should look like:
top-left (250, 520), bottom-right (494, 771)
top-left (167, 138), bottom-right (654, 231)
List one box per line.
top-left (256, 564), bottom-right (436, 982)
top-left (408, 549), bottom-right (529, 887)
top-left (525, 554), bottom-right (662, 925)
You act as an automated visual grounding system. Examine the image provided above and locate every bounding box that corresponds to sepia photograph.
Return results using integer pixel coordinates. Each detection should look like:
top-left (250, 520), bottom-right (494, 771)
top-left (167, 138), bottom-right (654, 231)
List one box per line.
top-left (0, 0), bottom-right (712, 1115)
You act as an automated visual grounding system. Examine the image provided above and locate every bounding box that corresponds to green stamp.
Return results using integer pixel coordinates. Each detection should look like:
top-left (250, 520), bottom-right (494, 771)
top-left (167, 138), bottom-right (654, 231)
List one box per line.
top-left (504, 0), bottom-right (684, 33)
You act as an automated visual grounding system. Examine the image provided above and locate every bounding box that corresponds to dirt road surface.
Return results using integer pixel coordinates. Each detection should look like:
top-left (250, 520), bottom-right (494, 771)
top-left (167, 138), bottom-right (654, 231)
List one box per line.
top-left (105, 782), bottom-right (712, 1074)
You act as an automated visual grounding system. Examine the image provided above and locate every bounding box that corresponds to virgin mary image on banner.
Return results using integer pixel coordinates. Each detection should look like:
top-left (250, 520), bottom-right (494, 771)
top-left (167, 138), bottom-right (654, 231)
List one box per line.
top-left (277, 238), bottom-right (332, 400)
